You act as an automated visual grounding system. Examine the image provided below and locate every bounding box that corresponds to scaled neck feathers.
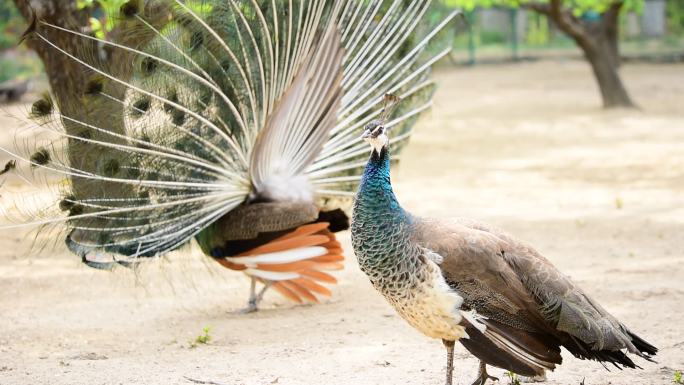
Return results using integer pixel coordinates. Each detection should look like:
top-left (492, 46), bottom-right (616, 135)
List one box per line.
top-left (352, 146), bottom-right (412, 246)
top-left (357, 147), bottom-right (403, 216)
top-left (352, 146), bottom-right (421, 286)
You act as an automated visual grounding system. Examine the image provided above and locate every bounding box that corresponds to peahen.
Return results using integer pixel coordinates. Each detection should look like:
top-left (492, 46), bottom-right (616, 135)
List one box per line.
top-left (1, 0), bottom-right (457, 311)
top-left (350, 103), bottom-right (658, 385)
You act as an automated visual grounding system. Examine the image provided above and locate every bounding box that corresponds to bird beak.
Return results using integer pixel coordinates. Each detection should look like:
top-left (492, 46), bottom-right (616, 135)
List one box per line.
top-left (360, 129), bottom-right (371, 140)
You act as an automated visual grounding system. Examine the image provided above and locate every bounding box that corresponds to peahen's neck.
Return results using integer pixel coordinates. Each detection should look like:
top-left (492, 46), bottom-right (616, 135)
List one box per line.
top-left (355, 147), bottom-right (405, 222)
top-left (352, 146), bottom-right (417, 282)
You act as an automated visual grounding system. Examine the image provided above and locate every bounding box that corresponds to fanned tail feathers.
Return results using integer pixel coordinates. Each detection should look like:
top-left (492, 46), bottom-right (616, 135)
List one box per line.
top-left (1, 0), bottom-right (456, 264)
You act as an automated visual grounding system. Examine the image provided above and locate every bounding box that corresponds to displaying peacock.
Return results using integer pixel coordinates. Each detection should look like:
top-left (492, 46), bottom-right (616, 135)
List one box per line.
top-left (351, 104), bottom-right (657, 385)
top-left (1, 0), bottom-right (457, 311)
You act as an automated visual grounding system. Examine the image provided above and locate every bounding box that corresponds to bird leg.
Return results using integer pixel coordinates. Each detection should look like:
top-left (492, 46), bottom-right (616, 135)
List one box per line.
top-left (470, 361), bottom-right (499, 385)
top-left (443, 339), bottom-right (456, 385)
top-left (254, 280), bottom-right (272, 304)
top-left (232, 278), bottom-right (272, 314)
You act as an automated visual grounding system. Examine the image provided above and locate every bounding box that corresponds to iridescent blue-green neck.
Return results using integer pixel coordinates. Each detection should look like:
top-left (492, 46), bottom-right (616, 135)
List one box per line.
top-left (356, 147), bottom-right (403, 216)
top-left (352, 146), bottom-right (417, 281)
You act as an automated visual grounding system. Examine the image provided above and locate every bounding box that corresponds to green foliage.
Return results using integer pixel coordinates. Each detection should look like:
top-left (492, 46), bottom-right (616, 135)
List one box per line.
top-left (0, 54), bottom-right (42, 83)
top-left (444, 0), bottom-right (644, 15)
top-left (189, 326), bottom-right (212, 348)
top-left (526, 12), bottom-right (550, 45)
top-left (666, 0), bottom-right (684, 35)
top-left (480, 30), bottom-right (506, 44)
top-left (0, 1), bottom-right (24, 50)
top-left (76, 0), bottom-right (128, 39)
top-left (79, 0), bottom-right (214, 39)
top-left (0, 2), bottom-right (44, 83)
top-left (505, 371), bottom-right (521, 385)
top-left (674, 370), bottom-right (684, 385)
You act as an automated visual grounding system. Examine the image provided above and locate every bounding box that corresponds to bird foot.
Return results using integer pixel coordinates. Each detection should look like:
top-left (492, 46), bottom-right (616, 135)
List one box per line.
top-left (230, 300), bottom-right (258, 315)
top-left (470, 363), bottom-right (499, 385)
top-left (470, 373), bottom-right (499, 385)
top-left (230, 278), bottom-right (271, 314)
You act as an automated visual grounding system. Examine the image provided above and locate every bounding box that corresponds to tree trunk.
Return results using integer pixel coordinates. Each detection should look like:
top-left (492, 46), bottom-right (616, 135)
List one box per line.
top-left (581, 34), bottom-right (634, 108)
top-left (13, 0), bottom-right (170, 177)
top-left (14, 0), bottom-right (100, 117)
top-left (528, 0), bottom-right (636, 109)
top-left (570, 2), bottom-right (634, 108)
top-left (13, 0), bottom-right (135, 173)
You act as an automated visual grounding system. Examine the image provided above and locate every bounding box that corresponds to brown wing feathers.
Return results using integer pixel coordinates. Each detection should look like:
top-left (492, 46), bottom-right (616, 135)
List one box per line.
top-left (501, 248), bottom-right (658, 365)
top-left (412, 217), bottom-right (656, 374)
top-left (460, 319), bottom-right (561, 377)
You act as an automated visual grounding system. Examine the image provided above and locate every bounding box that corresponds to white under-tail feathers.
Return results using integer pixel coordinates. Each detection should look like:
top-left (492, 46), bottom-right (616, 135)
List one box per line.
top-left (0, 0), bottom-right (458, 261)
top-left (250, 21), bottom-right (344, 202)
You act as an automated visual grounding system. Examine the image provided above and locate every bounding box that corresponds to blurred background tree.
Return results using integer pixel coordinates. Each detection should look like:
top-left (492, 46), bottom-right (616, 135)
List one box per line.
top-left (666, 0), bottom-right (684, 36)
top-left (10, 0), bottom-right (145, 109)
top-left (11, 0), bottom-right (99, 105)
top-left (1, 0), bottom-right (683, 108)
top-left (445, 0), bottom-right (644, 108)
top-left (0, 1), bottom-right (42, 84)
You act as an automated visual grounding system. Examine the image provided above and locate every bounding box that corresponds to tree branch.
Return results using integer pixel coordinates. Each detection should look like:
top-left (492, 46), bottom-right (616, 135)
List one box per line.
top-left (603, 0), bottom-right (625, 26)
top-left (522, 1), bottom-right (551, 16)
top-left (547, 0), bottom-right (590, 44)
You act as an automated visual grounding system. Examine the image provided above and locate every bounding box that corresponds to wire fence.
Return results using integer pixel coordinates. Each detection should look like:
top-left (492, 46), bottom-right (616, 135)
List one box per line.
top-left (436, 0), bottom-right (684, 65)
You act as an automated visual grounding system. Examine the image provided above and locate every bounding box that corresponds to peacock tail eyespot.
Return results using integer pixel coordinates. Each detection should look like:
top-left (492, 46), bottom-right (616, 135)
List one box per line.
top-left (58, 195), bottom-right (76, 212)
top-left (189, 31), bottom-right (204, 52)
top-left (198, 88), bottom-right (213, 107)
top-left (30, 148), bottom-right (50, 166)
top-left (140, 57), bottom-right (158, 76)
top-left (136, 135), bottom-right (152, 150)
top-left (171, 110), bottom-right (186, 126)
top-left (120, 1), bottom-right (139, 18)
top-left (219, 60), bottom-right (230, 72)
top-left (175, 14), bottom-right (194, 28)
top-left (77, 130), bottom-right (92, 140)
top-left (127, 167), bottom-right (141, 179)
top-left (163, 91), bottom-right (178, 114)
top-left (30, 96), bottom-right (53, 118)
top-left (84, 78), bottom-right (104, 96)
top-left (131, 97), bottom-right (151, 117)
top-left (68, 203), bottom-right (84, 217)
top-left (103, 159), bottom-right (121, 177)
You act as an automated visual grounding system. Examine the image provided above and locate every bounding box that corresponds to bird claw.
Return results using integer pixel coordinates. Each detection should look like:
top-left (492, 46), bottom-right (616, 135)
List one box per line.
top-left (470, 374), bottom-right (499, 385)
top-left (470, 362), bottom-right (500, 385)
top-left (230, 300), bottom-right (258, 315)
top-left (230, 278), bottom-right (272, 315)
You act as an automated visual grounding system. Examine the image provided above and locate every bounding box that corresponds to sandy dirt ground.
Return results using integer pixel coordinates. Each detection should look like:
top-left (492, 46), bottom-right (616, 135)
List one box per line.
top-left (1, 60), bottom-right (683, 385)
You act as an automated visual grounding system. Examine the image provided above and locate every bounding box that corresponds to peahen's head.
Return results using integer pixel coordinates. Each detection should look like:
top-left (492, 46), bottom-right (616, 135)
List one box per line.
top-left (361, 120), bottom-right (388, 154)
top-left (361, 94), bottom-right (400, 154)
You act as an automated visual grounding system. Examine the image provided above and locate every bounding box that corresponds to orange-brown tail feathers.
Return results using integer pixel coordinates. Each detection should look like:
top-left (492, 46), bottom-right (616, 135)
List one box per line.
top-left (214, 222), bottom-right (344, 303)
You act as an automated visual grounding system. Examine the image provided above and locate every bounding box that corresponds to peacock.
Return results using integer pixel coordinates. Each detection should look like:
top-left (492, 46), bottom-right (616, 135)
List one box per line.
top-left (1, 0), bottom-right (458, 312)
top-left (350, 102), bottom-right (658, 385)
